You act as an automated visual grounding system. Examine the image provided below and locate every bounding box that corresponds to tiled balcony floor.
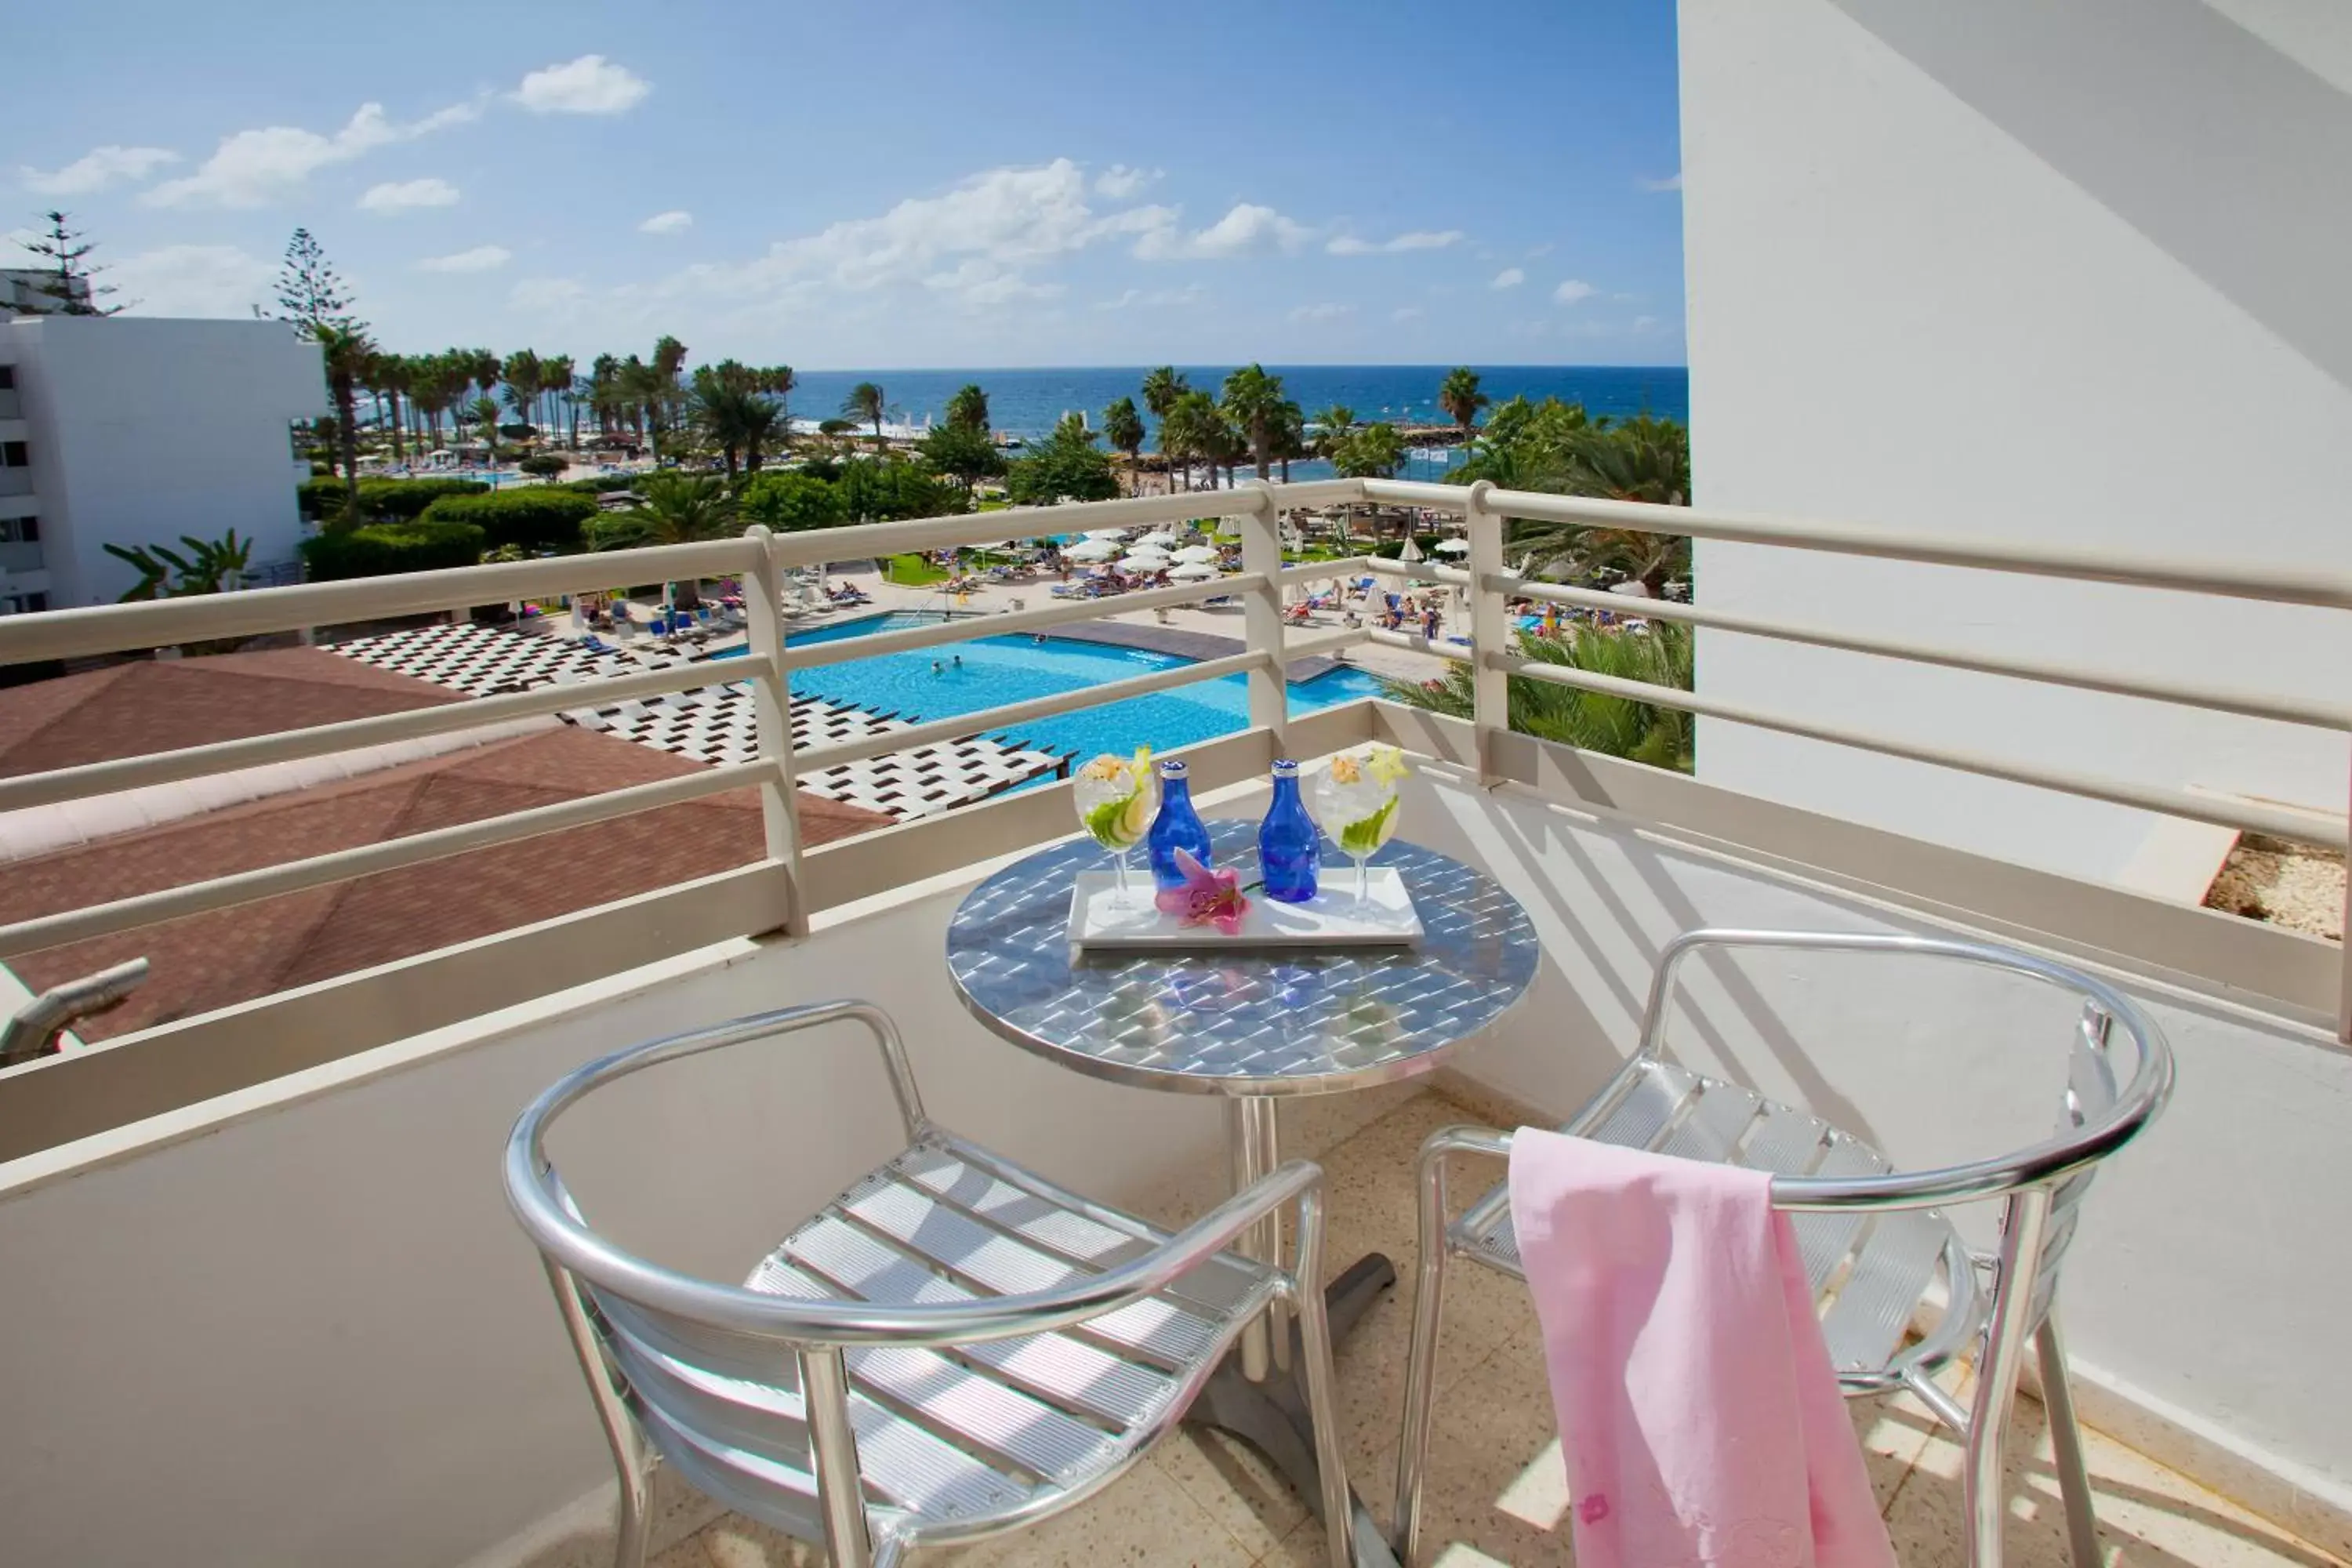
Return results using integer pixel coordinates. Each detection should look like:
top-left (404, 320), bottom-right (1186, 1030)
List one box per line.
top-left (598, 1091), bottom-right (2345, 1568)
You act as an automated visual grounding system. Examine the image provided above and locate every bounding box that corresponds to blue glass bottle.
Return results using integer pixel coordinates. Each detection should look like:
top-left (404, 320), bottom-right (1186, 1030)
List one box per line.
top-left (1258, 759), bottom-right (1320, 903)
top-left (1148, 758), bottom-right (1214, 890)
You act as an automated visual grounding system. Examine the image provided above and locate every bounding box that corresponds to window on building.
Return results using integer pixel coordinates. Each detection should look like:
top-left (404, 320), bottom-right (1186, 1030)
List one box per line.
top-left (0, 591), bottom-right (49, 615)
top-left (0, 517), bottom-right (35, 543)
top-left (0, 365), bottom-right (15, 389)
top-left (0, 441), bottom-right (27, 468)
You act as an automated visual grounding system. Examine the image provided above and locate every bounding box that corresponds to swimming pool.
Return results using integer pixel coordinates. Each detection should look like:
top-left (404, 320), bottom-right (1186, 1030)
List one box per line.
top-left (717, 611), bottom-right (1384, 761)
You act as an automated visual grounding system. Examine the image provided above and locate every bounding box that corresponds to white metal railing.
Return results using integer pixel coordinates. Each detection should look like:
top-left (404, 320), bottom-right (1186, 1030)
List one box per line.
top-left (0, 471), bottom-right (2347, 1076)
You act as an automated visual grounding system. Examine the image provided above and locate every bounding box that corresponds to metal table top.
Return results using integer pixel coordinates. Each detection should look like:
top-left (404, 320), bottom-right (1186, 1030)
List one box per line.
top-left (946, 818), bottom-right (1541, 1097)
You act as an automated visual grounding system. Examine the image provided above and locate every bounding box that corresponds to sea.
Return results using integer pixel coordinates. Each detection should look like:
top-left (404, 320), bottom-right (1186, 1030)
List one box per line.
top-left (784, 365), bottom-right (1688, 484)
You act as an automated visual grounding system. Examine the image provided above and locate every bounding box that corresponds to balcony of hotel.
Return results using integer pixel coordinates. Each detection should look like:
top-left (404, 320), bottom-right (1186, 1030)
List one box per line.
top-left (0, 481), bottom-right (2344, 1568)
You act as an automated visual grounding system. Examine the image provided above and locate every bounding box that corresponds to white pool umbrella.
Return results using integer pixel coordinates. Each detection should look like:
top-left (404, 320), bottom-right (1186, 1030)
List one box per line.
top-left (1136, 530), bottom-right (1179, 547)
top-left (1083, 528), bottom-right (1130, 541)
top-left (1172, 544), bottom-right (1221, 563)
top-left (1433, 539), bottom-right (1470, 555)
top-left (1170, 562), bottom-right (1221, 581)
top-left (1399, 535), bottom-right (1425, 564)
top-left (1066, 539), bottom-right (1120, 561)
top-left (1120, 553), bottom-right (1169, 572)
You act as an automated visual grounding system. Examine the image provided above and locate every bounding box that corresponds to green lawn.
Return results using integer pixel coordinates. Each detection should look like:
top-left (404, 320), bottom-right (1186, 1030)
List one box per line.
top-left (882, 553), bottom-right (949, 586)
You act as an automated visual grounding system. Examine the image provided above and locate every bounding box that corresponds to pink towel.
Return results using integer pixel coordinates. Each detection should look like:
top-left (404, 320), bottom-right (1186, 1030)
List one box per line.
top-left (1508, 1127), bottom-right (1894, 1568)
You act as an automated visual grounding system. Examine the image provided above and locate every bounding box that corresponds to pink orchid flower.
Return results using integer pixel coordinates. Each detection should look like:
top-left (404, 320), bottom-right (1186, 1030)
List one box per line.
top-left (1154, 848), bottom-right (1250, 935)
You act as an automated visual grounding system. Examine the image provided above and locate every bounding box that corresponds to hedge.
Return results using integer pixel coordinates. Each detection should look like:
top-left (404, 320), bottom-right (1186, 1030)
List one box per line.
top-left (419, 488), bottom-right (601, 552)
top-left (297, 476), bottom-right (489, 524)
top-left (299, 520), bottom-right (487, 580)
top-left (563, 474), bottom-right (645, 495)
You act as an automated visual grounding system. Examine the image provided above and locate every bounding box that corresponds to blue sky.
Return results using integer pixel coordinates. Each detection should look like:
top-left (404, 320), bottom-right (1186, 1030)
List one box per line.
top-left (10, 1), bottom-right (1684, 370)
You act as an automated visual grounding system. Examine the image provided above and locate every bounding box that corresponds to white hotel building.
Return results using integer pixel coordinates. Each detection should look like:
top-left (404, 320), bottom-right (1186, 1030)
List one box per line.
top-left (0, 313), bottom-right (325, 612)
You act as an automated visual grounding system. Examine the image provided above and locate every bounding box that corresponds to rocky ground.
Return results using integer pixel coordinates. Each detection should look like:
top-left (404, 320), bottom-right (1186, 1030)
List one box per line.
top-left (2205, 834), bottom-right (2346, 942)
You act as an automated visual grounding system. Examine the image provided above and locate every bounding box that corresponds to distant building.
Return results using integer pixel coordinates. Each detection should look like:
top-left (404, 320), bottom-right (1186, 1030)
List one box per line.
top-left (0, 267), bottom-right (92, 318)
top-left (0, 315), bottom-right (326, 612)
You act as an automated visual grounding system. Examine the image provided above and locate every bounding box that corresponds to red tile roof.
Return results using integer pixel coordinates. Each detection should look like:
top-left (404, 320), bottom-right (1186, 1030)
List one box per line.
top-left (0, 649), bottom-right (891, 1040)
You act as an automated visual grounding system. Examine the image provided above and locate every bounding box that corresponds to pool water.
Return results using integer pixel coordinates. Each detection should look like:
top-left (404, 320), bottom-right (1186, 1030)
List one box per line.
top-left (723, 611), bottom-right (1384, 761)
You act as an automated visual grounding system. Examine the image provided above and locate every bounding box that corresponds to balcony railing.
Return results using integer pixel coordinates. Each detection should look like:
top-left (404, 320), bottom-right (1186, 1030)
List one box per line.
top-left (0, 475), bottom-right (2345, 1160)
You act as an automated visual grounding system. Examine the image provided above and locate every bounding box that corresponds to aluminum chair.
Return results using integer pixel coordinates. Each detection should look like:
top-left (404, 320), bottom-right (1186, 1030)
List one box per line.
top-left (1392, 930), bottom-right (2173, 1568)
top-left (506, 1001), bottom-right (1356, 1568)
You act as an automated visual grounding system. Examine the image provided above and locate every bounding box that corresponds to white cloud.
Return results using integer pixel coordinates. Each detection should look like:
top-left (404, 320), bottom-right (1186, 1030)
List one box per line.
top-left (510, 276), bottom-right (591, 313)
top-left (1092, 284), bottom-right (1205, 311)
top-left (1526, 241), bottom-right (1555, 258)
top-left (513, 55), bottom-right (650, 114)
top-left (1094, 164), bottom-right (1160, 199)
top-left (1490, 267), bottom-right (1526, 290)
top-left (683, 158), bottom-right (1162, 307)
top-left (145, 100), bottom-right (476, 208)
top-left (1327, 228), bottom-right (1463, 256)
top-left (111, 244), bottom-right (273, 317)
top-left (360, 176), bottom-right (459, 212)
top-left (21, 145), bottom-right (180, 195)
top-left (1287, 302), bottom-right (1351, 323)
top-left (1554, 278), bottom-right (1596, 304)
top-left (1641, 171), bottom-right (1683, 191)
top-left (417, 245), bottom-right (513, 273)
top-left (1391, 306), bottom-right (1425, 322)
top-left (638, 209), bottom-right (692, 234)
top-left (1135, 202), bottom-right (1313, 260)
top-left (1632, 314), bottom-right (1661, 331)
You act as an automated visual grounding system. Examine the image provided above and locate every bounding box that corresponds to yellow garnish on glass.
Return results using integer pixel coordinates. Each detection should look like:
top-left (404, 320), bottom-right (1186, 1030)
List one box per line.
top-left (1367, 746), bottom-right (1410, 786)
top-left (1328, 753), bottom-right (1363, 786)
top-left (1080, 753), bottom-right (1127, 783)
top-left (1129, 745), bottom-right (1153, 787)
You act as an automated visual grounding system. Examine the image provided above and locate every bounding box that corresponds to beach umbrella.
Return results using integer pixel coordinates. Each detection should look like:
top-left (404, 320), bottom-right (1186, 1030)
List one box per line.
top-left (1433, 539), bottom-right (1470, 556)
top-left (1172, 544), bottom-right (1220, 563)
top-left (1399, 535), bottom-right (1425, 563)
top-left (1170, 562), bottom-right (1221, 581)
top-left (1066, 539), bottom-right (1120, 561)
top-left (1083, 527), bottom-right (1130, 541)
top-left (1136, 530), bottom-right (1179, 547)
top-left (1120, 553), bottom-right (1169, 572)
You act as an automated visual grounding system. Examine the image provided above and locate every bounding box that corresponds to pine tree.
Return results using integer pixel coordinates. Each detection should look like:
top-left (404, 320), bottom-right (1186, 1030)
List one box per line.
top-left (17, 210), bottom-right (125, 315)
top-left (274, 227), bottom-right (358, 338)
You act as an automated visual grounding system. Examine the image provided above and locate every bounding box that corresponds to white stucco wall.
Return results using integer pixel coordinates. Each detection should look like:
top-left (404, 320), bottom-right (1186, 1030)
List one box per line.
top-left (0, 765), bottom-right (2344, 1566)
top-left (5, 316), bottom-right (324, 606)
top-left (1678, 0), bottom-right (2352, 887)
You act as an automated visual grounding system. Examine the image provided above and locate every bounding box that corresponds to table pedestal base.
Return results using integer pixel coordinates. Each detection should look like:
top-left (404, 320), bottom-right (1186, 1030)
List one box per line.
top-left (1187, 1251), bottom-right (1401, 1568)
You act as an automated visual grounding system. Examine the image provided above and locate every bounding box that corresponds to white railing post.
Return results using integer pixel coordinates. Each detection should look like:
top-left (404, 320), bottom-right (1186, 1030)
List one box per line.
top-left (1465, 479), bottom-right (1509, 782)
top-left (1239, 481), bottom-right (1290, 758)
top-left (2342, 752), bottom-right (2350, 1044)
top-left (742, 526), bottom-right (808, 938)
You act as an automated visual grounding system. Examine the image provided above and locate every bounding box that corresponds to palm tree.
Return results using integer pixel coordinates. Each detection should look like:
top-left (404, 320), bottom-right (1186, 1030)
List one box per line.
top-left (946, 383), bottom-right (990, 433)
top-left (1165, 389), bottom-right (1221, 492)
top-left (693, 379), bottom-right (784, 481)
top-left (311, 322), bottom-right (373, 521)
top-left (466, 347), bottom-right (500, 409)
top-left (595, 472), bottom-right (739, 609)
top-left (843, 382), bottom-right (887, 447)
top-left (1334, 422), bottom-right (1405, 532)
top-left (1381, 620), bottom-right (1693, 771)
top-left (619, 356), bottom-right (670, 460)
top-left (589, 354), bottom-right (621, 439)
top-left (1219, 363), bottom-right (1288, 481)
top-left (1497, 418), bottom-right (1693, 596)
top-left (1140, 365), bottom-right (1186, 423)
top-left (541, 353), bottom-right (575, 445)
top-left (364, 349), bottom-right (408, 463)
top-left (1438, 367), bottom-right (1489, 441)
top-left (1272, 400), bottom-right (1305, 483)
top-left (501, 350), bottom-right (543, 441)
top-left (1102, 396), bottom-right (1146, 494)
top-left (468, 393), bottom-right (503, 459)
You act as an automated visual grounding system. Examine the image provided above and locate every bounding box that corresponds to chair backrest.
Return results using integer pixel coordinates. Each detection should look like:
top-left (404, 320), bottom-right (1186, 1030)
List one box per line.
top-left (1634, 929), bottom-right (2173, 1308)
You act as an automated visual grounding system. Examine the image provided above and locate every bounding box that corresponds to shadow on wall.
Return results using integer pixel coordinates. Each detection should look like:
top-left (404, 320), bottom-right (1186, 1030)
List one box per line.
top-left (1827, 0), bottom-right (2352, 393)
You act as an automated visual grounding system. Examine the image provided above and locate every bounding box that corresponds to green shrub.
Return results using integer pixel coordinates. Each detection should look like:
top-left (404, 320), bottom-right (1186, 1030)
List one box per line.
top-left (300, 520), bottom-right (487, 580)
top-left (582, 513), bottom-right (655, 553)
top-left (420, 488), bottom-right (600, 552)
top-left (518, 452), bottom-right (568, 477)
top-left (563, 474), bottom-right (645, 495)
top-left (297, 476), bottom-right (490, 524)
top-left (739, 471), bottom-right (847, 533)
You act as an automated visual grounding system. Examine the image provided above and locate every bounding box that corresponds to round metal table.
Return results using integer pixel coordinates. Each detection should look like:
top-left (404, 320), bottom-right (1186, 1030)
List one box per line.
top-left (946, 817), bottom-right (1539, 1566)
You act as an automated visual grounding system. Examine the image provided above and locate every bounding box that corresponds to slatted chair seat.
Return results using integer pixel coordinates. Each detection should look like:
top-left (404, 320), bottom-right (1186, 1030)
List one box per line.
top-left (507, 1003), bottom-right (1356, 1568)
top-left (1450, 1059), bottom-right (1979, 1384)
top-left (1388, 930), bottom-right (2172, 1568)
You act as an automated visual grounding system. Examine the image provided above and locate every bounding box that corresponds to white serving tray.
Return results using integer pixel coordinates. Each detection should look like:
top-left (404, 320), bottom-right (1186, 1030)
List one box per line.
top-left (1069, 866), bottom-right (1422, 951)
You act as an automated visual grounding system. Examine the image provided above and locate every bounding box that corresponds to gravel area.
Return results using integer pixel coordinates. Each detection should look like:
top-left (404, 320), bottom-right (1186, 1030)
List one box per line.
top-left (2205, 835), bottom-right (2346, 942)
